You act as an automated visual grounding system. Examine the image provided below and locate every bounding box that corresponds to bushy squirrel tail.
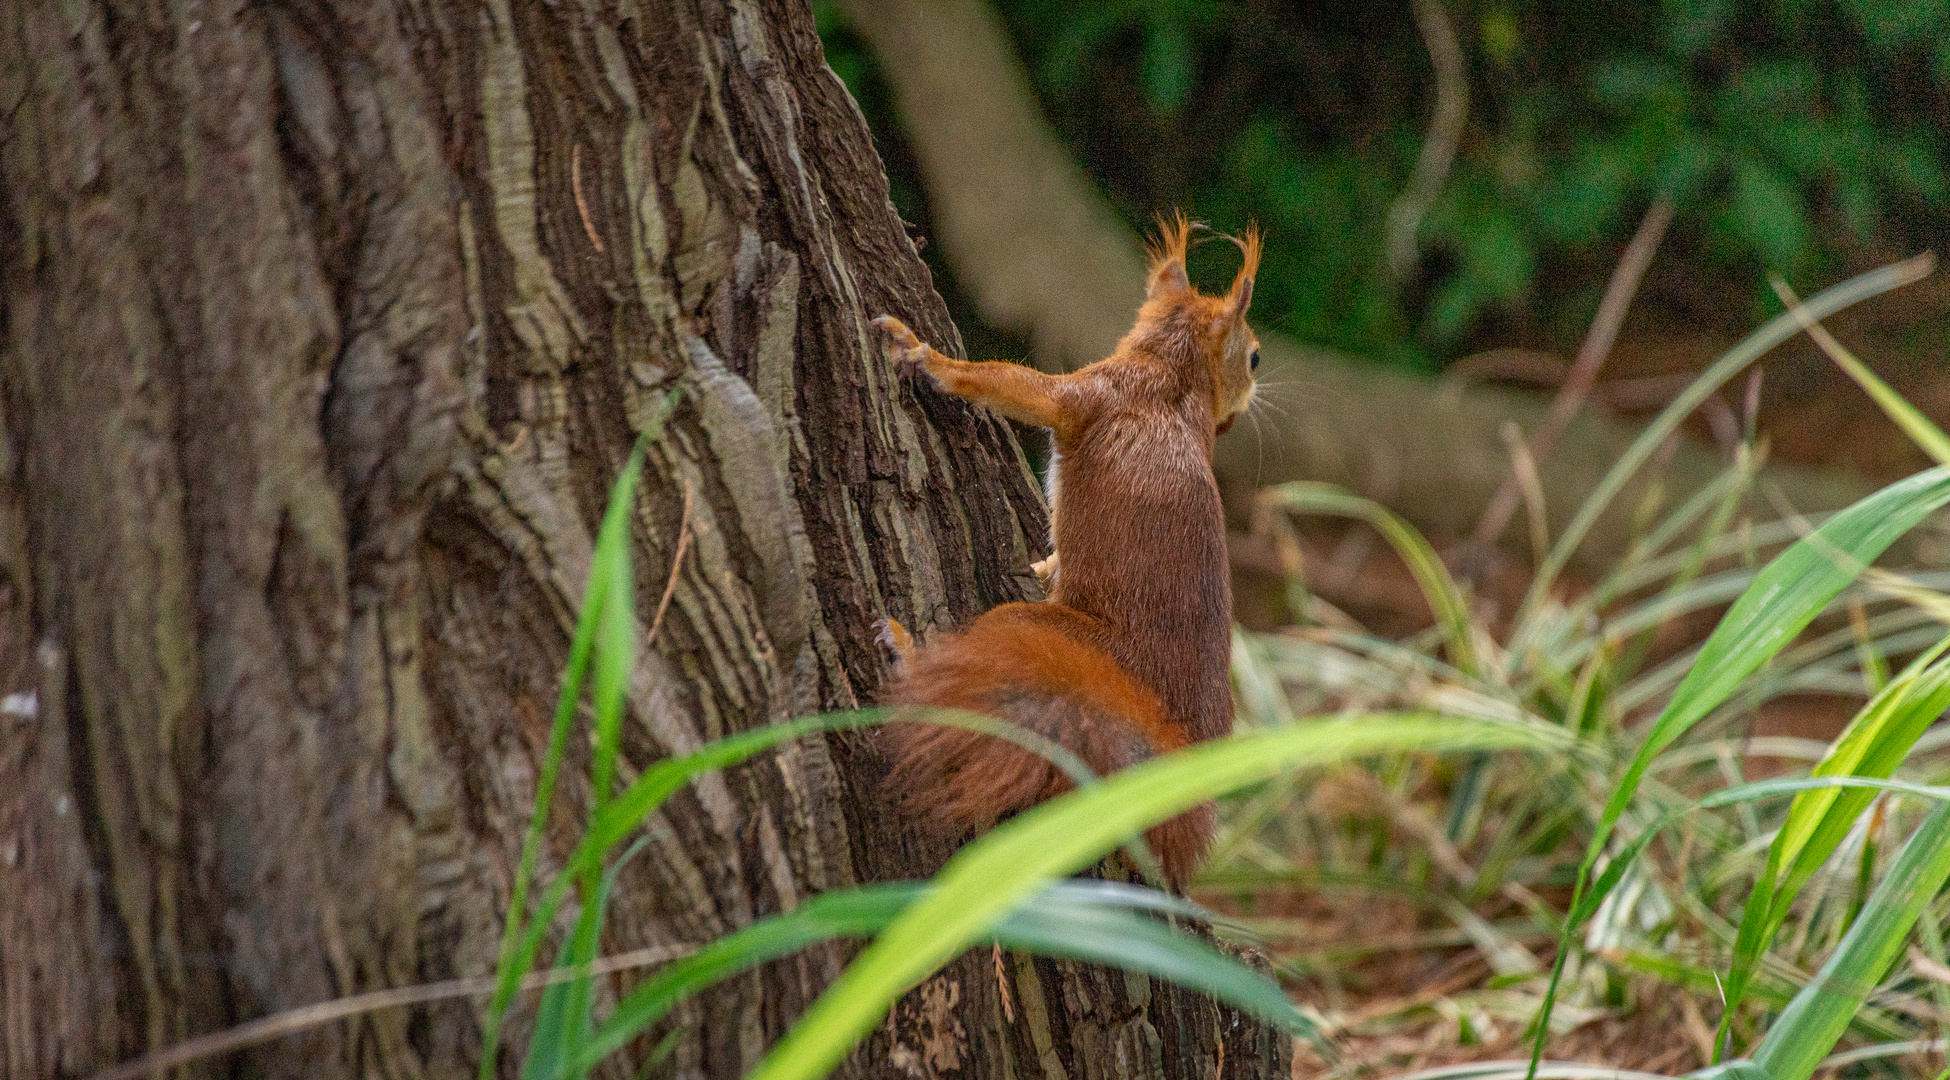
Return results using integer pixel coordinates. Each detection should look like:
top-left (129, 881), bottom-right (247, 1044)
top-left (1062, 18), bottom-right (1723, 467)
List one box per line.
top-left (881, 603), bottom-right (1215, 889)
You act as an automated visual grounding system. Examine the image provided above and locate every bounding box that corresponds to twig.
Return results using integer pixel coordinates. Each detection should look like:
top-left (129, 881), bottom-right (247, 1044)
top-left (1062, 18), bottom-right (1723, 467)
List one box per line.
top-left (1818, 1038), bottom-right (1948, 1070)
top-left (647, 481), bottom-right (695, 646)
top-left (573, 143), bottom-right (606, 253)
top-left (1465, 196), bottom-right (1675, 565)
top-left (84, 943), bottom-right (693, 1080)
top-left (1388, 1061), bottom-right (1697, 1080)
top-left (1499, 421), bottom-right (1551, 567)
top-left (1385, 0), bottom-right (1468, 283)
top-left (1771, 263), bottom-right (1950, 465)
top-left (993, 941), bottom-right (1015, 1024)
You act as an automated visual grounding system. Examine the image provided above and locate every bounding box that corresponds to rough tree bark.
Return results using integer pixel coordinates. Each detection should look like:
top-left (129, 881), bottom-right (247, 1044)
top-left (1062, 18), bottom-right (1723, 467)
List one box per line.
top-left (0, 2), bottom-right (1286, 1079)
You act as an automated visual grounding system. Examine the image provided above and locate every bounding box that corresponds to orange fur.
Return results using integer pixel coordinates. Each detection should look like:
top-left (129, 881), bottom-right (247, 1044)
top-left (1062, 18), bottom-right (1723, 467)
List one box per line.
top-left (884, 605), bottom-right (1215, 887)
top-left (874, 213), bottom-right (1260, 890)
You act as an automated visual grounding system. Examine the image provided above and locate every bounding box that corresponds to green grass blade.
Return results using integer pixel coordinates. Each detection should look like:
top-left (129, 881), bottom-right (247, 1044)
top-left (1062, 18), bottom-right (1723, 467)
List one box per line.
top-left (1262, 483), bottom-right (1482, 677)
top-left (1552, 776), bottom-right (1950, 1073)
top-left (501, 702), bottom-right (1142, 1066)
top-left (1594, 468), bottom-right (1950, 858)
top-left (1522, 255), bottom-right (1935, 625)
top-left (1770, 270), bottom-right (1950, 467)
top-left (994, 898), bottom-right (1326, 1047)
top-left (1749, 801), bottom-right (1950, 1080)
top-left (560, 880), bottom-right (1317, 1077)
top-left (521, 950), bottom-right (574, 1080)
top-left (1719, 636), bottom-right (1950, 1053)
top-left (562, 884), bottom-right (920, 1079)
top-left (495, 709), bottom-right (891, 1053)
top-left (525, 838), bottom-right (649, 1080)
top-left (588, 453), bottom-right (640, 809)
top-left (1604, 948), bottom-right (1792, 1012)
top-left (1539, 537), bottom-right (1950, 1080)
top-left (1572, 775), bottom-right (1950, 932)
top-left (1232, 627), bottom-right (1299, 728)
top-left (748, 714), bottom-right (1559, 1080)
top-left (1592, 459), bottom-right (1752, 609)
top-left (1610, 445), bottom-right (1759, 681)
top-left (558, 451), bottom-right (644, 1080)
top-left (583, 711), bottom-right (886, 863)
top-left (482, 436), bottom-right (653, 1079)
top-left (576, 706), bottom-right (1097, 894)
top-left (1777, 638), bottom-right (1950, 899)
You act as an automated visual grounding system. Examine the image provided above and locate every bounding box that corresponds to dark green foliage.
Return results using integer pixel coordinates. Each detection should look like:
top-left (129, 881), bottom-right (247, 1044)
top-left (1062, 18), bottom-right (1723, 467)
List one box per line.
top-left (816, 0), bottom-right (1950, 369)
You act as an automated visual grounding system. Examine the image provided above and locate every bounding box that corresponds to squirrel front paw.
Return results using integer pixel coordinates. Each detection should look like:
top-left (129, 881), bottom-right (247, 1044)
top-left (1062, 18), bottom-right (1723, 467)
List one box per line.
top-left (871, 315), bottom-right (931, 376)
top-left (872, 615), bottom-right (916, 671)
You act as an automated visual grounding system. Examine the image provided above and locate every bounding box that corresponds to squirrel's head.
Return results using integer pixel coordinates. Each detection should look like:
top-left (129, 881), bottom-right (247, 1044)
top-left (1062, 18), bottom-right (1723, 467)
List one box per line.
top-left (1138, 212), bottom-right (1261, 436)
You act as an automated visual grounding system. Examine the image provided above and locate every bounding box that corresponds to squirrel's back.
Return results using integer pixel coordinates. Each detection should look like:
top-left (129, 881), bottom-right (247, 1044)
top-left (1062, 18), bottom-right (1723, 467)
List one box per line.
top-left (1049, 386), bottom-right (1234, 745)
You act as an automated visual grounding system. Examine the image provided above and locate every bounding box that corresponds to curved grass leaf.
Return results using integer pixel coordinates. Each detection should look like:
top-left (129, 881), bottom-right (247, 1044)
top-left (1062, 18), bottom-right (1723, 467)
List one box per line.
top-left (749, 714), bottom-right (1560, 1080)
top-left (1591, 459), bottom-right (1755, 609)
top-left (995, 889), bottom-right (1321, 1046)
top-left (1771, 270), bottom-right (1950, 467)
top-left (524, 837), bottom-right (650, 1080)
top-left (1598, 468), bottom-right (1950, 854)
top-left (491, 709), bottom-right (888, 1077)
top-left (555, 454), bottom-right (644, 1079)
top-left (563, 883), bottom-right (918, 1079)
top-left (550, 880), bottom-right (1319, 1079)
top-left (1749, 802), bottom-right (1950, 1080)
top-left (1261, 483), bottom-right (1482, 677)
top-left (1527, 465), bottom-right (1950, 1077)
top-left (1719, 634), bottom-right (1950, 1050)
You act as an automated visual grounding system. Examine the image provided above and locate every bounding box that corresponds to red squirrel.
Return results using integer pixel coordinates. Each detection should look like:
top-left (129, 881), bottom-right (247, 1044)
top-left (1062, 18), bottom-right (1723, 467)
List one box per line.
top-left (872, 213), bottom-right (1260, 889)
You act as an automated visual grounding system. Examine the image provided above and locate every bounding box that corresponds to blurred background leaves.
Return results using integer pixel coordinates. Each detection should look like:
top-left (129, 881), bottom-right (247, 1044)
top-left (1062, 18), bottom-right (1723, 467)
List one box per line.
top-left (816, 0), bottom-right (1949, 370)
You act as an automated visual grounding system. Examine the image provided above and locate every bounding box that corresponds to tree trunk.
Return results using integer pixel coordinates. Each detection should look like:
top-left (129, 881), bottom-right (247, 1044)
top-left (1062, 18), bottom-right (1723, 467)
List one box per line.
top-left (0, 1), bottom-right (1286, 1079)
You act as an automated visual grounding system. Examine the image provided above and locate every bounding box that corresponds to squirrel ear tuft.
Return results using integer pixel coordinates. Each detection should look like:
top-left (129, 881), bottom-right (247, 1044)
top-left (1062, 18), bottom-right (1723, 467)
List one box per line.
top-left (1226, 224), bottom-right (1262, 316)
top-left (1146, 210), bottom-right (1195, 300)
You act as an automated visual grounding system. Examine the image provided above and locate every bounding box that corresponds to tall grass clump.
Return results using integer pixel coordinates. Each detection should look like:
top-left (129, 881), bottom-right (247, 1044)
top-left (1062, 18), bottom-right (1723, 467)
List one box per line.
top-left (1203, 255), bottom-right (1950, 1080)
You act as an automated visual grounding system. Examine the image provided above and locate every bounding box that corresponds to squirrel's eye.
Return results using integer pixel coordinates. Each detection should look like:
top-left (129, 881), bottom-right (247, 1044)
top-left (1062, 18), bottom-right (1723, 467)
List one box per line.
top-left (1249, 348), bottom-right (1260, 371)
